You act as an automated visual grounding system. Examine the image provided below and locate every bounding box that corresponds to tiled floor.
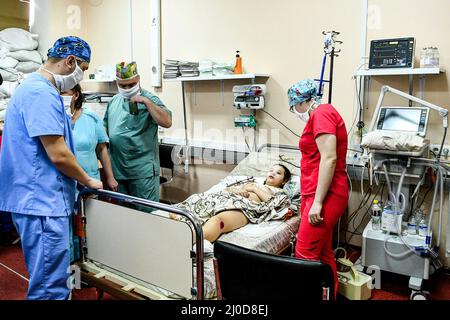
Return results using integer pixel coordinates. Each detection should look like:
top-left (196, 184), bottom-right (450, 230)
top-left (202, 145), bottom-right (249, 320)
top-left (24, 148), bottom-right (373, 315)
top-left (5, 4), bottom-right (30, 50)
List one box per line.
top-left (1, 243), bottom-right (449, 300)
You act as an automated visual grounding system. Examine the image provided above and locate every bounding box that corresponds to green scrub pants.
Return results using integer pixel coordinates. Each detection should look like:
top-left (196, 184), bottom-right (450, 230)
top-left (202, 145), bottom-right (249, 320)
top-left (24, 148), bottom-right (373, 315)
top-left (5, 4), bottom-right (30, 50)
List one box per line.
top-left (117, 176), bottom-right (160, 213)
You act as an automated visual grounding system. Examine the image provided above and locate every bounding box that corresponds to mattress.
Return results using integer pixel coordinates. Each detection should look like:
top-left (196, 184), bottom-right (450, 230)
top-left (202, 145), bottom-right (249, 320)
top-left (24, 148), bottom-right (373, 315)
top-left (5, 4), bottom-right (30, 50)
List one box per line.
top-left (199, 215), bottom-right (300, 299)
top-left (84, 150), bottom-right (303, 299)
top-left (187, 150), bottom-right (303, 299)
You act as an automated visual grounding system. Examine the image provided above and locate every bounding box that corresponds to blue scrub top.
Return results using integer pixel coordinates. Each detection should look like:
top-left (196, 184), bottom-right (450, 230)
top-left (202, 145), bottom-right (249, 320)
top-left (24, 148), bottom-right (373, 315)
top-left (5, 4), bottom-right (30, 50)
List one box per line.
top-left (73, 108), bottom-right (109, 180)
top-left (0, 73), bottom-right (76, 217)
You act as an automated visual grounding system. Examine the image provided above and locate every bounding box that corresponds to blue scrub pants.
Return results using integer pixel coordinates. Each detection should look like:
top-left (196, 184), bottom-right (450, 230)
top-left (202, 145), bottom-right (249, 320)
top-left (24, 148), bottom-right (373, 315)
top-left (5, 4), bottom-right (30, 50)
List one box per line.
top-left (0, 211), bottom-right (14, 234)
top-left (12, 213), bottom-right (70, 300)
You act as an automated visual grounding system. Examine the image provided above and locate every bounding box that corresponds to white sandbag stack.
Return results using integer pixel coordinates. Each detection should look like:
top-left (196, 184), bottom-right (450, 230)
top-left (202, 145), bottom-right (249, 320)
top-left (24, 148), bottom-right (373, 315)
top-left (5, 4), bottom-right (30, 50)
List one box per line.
top-left (0, 28), bottom-right (43, 123)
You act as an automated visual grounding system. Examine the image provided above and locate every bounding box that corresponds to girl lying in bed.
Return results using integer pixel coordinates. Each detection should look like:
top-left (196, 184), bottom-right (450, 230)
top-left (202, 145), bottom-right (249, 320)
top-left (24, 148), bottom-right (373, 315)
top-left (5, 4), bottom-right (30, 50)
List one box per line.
top-left (171, 164), bottom-right (292, 250)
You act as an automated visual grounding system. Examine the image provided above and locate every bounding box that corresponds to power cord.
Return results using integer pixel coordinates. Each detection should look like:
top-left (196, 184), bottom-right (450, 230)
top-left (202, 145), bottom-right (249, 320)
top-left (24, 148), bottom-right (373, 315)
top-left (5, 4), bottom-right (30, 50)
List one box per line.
top-left (241, 127), bottom-right (252, 153)
top-left (261, 109), bottom-right (300, 138)
top-left (279, 154), bottom-right (300, 168)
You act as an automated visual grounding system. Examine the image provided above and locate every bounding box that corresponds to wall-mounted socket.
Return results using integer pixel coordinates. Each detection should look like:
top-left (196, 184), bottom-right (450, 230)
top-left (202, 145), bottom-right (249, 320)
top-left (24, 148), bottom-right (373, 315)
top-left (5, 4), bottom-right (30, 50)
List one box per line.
top-left (430, 144), bottom-right (450, 159)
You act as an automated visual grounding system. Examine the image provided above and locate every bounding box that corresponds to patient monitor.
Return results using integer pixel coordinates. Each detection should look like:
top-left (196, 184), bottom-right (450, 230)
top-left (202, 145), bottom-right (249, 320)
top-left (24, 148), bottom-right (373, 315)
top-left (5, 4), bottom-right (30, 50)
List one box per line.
top-left (375, 106), bottom-right (429, 137)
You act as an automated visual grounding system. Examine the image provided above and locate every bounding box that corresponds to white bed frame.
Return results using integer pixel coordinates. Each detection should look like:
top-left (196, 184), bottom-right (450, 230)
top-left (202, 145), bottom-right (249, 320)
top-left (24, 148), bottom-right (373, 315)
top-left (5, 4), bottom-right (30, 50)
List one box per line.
top-left (76, 144), bottom-right (300, 300)
top-left (77, 189), bottom-right (205, 300)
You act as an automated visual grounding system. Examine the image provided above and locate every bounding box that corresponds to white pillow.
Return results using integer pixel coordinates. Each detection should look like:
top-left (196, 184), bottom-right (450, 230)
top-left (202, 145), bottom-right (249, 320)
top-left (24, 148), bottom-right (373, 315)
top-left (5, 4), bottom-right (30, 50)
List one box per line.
top-left (15, 61), bottom-right (41, 73)
top-left (0, 56), bottom-right (18, 69)
top-left (283, 175), bottom-right (300, 213)
top-left (8, 50), bottom-right (42, 64)
top-left (283, 175), bottom-right (300, 196)
top-left (0, 81), bottom-right (19, 97)
top-left (0, 68), bottom-right (20, 82)
top-left (0, 28), bottom-right (39, 52)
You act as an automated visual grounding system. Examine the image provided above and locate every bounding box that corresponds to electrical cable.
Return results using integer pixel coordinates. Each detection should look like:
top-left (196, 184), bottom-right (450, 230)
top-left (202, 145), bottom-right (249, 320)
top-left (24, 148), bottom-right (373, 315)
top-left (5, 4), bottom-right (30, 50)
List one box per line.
top-left (241, 127), bottom-right (251, 153)
top-left (336, 217), bottom-right (341, 250)
top-left (342, 185), bottom-right (374, 245)
top-left (417, 178), bottom-right (434, 208)
top-left (278, 154), bottom-right (300, 168)
top-left (437, 127), bottom-right (448, 161)
top-left (430, 149), bottom-right (438, 159)
top-left (347, 171), bottom-right (352, 204)
top-left (261, 109), bottom-right (300, 138)
top-left (350, 184), bottom-right (382, 238)
top-left (347, 76), bottom-right (360, 138)
top-left (347, 71), bottom-right (366, 140)
top-left (380, 181), bottom-right (385, 204)
top-left (343, 179), bottom-right (385, 246)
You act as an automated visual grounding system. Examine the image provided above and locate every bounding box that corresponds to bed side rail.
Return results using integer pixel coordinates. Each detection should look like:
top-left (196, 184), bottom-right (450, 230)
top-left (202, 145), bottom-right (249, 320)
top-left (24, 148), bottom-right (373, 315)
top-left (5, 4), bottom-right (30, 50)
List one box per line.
top-left (76, 188), bottom-right (205, 300)
top-left (258, 143), bottom-right (299, 153)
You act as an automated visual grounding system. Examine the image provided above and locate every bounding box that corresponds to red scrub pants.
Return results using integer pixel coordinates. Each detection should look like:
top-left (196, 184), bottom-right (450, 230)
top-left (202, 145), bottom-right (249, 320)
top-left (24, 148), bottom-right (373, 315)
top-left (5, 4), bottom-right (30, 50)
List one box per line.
top-left (295, 192), bottom-right (348, 298)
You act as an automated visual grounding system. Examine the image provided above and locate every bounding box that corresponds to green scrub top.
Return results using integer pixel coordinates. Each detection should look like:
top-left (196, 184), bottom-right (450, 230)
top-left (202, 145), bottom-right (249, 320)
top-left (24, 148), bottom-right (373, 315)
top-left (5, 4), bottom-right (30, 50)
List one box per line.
top-left (103, 89), bottom-right (172, 180)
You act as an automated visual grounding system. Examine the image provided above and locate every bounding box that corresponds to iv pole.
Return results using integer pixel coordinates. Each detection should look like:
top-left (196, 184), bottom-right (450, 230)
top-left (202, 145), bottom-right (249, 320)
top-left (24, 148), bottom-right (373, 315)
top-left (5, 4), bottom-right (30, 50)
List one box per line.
top-left (317, 31), bottom-right (342, 104)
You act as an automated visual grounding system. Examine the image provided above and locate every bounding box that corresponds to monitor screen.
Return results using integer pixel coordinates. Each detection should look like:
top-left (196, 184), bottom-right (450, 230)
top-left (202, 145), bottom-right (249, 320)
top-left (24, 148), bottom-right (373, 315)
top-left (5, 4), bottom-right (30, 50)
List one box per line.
top-left (382, 108), bottom-right (422, 131)
top-left (377, 107), bottom-right (429, 136)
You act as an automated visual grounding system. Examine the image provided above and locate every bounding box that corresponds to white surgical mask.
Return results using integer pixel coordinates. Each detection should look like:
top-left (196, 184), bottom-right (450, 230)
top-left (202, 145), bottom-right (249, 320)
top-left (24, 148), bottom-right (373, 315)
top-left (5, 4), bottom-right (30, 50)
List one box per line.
top-left (118, 82), bottom-right (140, 100)
top-left (41, 63), bottom-right (84, 92)
top-left (293, 101), bottom-right (316, 123)
top-left (61, 95), bottom-right (74, 116)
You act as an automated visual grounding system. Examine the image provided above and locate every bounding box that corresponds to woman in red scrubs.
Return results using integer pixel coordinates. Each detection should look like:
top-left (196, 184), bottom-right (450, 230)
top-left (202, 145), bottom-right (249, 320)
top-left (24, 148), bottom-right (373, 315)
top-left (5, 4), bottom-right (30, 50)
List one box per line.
top-left (287, 79), bottom-right (349, 297)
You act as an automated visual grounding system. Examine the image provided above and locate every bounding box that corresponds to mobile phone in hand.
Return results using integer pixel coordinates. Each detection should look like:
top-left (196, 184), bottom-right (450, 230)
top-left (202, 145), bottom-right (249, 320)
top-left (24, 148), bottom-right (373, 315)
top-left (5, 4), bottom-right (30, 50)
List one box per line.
top-left (129, 101), bottom-right (138, 115)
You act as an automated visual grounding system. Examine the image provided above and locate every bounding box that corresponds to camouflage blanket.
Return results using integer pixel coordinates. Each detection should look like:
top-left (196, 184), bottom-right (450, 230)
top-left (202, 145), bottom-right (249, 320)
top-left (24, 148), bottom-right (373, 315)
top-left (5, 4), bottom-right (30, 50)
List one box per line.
top-left (175, 190), bottom-right (291, 224)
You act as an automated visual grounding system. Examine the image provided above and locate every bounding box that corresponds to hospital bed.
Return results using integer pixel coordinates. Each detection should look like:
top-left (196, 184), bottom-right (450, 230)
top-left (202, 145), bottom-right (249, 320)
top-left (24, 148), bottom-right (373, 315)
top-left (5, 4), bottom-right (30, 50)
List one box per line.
top-left (76, 144), bottom-right (302, 300)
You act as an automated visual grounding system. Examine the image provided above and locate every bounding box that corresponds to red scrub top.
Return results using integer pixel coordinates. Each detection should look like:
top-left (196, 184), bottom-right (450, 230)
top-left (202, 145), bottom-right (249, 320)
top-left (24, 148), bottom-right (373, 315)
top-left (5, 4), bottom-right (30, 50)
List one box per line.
top-left (299, 104), bottom-right (348, 199)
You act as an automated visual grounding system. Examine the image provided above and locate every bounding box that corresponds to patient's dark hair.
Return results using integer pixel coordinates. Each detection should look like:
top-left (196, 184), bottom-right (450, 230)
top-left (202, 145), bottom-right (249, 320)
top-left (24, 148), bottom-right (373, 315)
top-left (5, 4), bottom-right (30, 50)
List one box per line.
top-left (278, 164), bottom-right (291, 184)
top-left (264, 163), bottom-right (292, 187)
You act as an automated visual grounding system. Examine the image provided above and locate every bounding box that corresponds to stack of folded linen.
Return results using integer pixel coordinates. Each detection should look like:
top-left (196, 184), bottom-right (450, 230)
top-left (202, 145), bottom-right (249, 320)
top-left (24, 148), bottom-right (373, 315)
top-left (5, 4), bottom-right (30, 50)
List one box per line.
top-left (0, 28), bottom-right (43, 101)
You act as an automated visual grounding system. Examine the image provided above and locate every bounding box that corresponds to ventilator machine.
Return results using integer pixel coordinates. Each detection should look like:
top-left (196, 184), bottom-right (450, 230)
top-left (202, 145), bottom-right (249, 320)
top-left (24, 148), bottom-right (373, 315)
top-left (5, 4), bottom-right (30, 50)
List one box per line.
top-left (358, 85), bottom-right (449, 300)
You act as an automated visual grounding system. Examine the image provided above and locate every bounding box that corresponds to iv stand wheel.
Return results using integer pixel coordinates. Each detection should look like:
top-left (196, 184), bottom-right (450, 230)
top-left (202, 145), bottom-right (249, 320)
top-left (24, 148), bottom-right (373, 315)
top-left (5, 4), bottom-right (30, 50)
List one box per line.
top-left (410, 290), bottom-right (427, 300)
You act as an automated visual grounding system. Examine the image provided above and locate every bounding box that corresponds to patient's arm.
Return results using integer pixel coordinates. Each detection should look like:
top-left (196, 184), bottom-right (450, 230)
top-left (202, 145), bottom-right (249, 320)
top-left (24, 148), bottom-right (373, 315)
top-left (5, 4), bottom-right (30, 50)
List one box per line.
top-left (224, 183), bottom-right (274, 202)
top-left (225, 186), bottom-right (250, 198)
top-left (243, 183), bottom-right (274, 202)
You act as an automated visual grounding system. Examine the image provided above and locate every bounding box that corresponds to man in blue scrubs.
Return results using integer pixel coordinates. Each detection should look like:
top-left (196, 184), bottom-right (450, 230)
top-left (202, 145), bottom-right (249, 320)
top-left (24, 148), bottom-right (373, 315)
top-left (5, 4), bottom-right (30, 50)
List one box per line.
top-left (0, 37), bottom-right (103, 300)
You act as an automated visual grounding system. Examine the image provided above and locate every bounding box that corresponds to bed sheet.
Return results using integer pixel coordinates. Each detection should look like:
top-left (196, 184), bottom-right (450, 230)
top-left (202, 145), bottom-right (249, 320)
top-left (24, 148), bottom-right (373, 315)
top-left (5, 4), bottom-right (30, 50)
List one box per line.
top-left (87, 150), bottom-right (303, 299)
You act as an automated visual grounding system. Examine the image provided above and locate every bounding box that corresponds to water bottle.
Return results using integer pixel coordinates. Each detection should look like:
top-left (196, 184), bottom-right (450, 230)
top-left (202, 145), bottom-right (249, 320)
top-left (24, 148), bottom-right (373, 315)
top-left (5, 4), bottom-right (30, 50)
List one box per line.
top-left (420, 47), bottom-right (427, 68)
top-left (418, 218), bottom-right (428, 237)
top-left (420, 47), bottom-right (434, 68)
top-left (430, 47), bottom-right (439, 68)
top-left (371, 199), bottom-right (382, 231)
top-left (407, 214), bottom-right (417, 235)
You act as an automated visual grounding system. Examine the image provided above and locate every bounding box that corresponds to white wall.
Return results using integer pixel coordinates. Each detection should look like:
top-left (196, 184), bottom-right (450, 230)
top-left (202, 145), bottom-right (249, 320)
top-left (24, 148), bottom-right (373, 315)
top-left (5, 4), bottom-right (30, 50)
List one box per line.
top-left (35, 0), bottom-right (450, 266)
top-left (32, 0), bottom-right (86, 58)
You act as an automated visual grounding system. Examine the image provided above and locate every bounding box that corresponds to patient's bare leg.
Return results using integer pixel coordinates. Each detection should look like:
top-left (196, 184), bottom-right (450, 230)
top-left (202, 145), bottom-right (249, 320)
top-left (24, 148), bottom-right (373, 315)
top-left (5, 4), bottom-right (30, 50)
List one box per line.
top-left (203, 210), bottom-right (249, 243)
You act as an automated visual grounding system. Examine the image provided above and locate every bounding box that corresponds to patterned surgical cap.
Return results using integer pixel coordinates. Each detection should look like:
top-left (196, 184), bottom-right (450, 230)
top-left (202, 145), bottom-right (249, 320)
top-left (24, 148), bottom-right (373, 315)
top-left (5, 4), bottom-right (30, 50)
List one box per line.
top-left (287, 78), bottom-right (318, 107)
top-left (47, 36), bottom-right (91, 63)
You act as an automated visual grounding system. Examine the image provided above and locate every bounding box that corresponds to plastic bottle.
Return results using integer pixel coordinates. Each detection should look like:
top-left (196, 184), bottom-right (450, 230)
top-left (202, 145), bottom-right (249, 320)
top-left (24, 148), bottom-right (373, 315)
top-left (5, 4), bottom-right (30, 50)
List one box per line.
top-left (234, 50), bottom-right (243, 74)
top-left (430, 47), bottom-right (439, 68)
top-left (421, 47), bottom-right (433, 68)
top-left (371, 199), bottom-right (382, 231)
top-left (420, 47), bottom-right (427, 68)
top-left (353, 128), bottom-right (362, 150)
top-left (418, 218), bottom-right (428, 237)
top-left (407, 214), bottom-right (417, 235)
